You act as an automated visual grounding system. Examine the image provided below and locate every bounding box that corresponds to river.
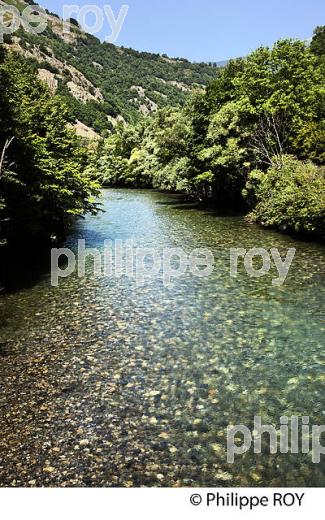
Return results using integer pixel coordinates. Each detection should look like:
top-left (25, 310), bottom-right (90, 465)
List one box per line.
top-left (0, 188), bottom-right (325, 487)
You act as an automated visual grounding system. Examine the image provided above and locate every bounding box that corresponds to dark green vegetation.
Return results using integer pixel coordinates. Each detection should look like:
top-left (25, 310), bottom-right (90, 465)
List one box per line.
top-left (310, 25), bottom-right (325, 61)
top-left (3, 0), bottom-right (217, 132)
top-left (88, 30), bottom-right (325, 240)
top-left (0, 48), bottom-right (99, 248)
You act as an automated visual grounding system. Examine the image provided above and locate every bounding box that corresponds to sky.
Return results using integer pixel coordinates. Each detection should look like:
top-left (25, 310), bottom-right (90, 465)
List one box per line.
top-left (38, 0), bottom-right (325, 62)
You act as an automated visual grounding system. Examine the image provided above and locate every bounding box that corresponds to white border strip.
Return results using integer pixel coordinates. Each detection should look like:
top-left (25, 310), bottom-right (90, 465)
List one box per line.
top-left (0, 488), bottom-right (323, 519)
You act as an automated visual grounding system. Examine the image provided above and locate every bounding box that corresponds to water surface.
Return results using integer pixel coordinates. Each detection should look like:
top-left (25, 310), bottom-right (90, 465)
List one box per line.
top-left (0, 189), bottom-right (325, 487)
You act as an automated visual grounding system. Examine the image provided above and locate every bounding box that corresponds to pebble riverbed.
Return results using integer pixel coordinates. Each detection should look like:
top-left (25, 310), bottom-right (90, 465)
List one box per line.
top-left (0, 189), bottom-right (325, 487)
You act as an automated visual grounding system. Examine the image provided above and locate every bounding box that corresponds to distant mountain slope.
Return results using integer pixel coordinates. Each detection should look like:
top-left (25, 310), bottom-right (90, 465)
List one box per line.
top-left (1, 0), bottom-right (218, 133)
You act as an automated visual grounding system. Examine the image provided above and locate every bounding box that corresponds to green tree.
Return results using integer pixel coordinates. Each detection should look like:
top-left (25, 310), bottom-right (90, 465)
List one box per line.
top-left (0, 49), bottom-right (99, 247)
top-left (310, 26), bottom-right (325, 58)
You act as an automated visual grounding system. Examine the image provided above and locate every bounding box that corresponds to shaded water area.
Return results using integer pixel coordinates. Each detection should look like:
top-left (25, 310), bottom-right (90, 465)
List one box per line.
top-left (0, 189), bottom-right (325, 487)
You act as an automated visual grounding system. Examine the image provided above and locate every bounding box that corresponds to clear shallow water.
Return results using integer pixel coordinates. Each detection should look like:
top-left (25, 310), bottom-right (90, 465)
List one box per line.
top-left (0, 188), bottom-right (325, 487)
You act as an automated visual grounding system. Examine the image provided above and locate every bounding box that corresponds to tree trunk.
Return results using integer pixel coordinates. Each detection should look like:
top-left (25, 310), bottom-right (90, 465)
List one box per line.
top-left (0, 137), bottom-right (14, 177)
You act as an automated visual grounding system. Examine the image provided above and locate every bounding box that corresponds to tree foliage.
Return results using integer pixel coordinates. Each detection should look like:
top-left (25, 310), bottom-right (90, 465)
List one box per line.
top-left (88, 36), bottom-right (325, 238)
top-left (0, 49), bottom-right (99, 247)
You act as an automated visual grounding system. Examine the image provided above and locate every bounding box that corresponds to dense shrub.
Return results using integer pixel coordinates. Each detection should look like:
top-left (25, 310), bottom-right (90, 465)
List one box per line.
top-left (244, 156), bottom-right (325, 239)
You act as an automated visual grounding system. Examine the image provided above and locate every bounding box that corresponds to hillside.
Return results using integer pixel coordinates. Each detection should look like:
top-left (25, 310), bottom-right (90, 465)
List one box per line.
top-left (1, 0), bottom-right (218, 134)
